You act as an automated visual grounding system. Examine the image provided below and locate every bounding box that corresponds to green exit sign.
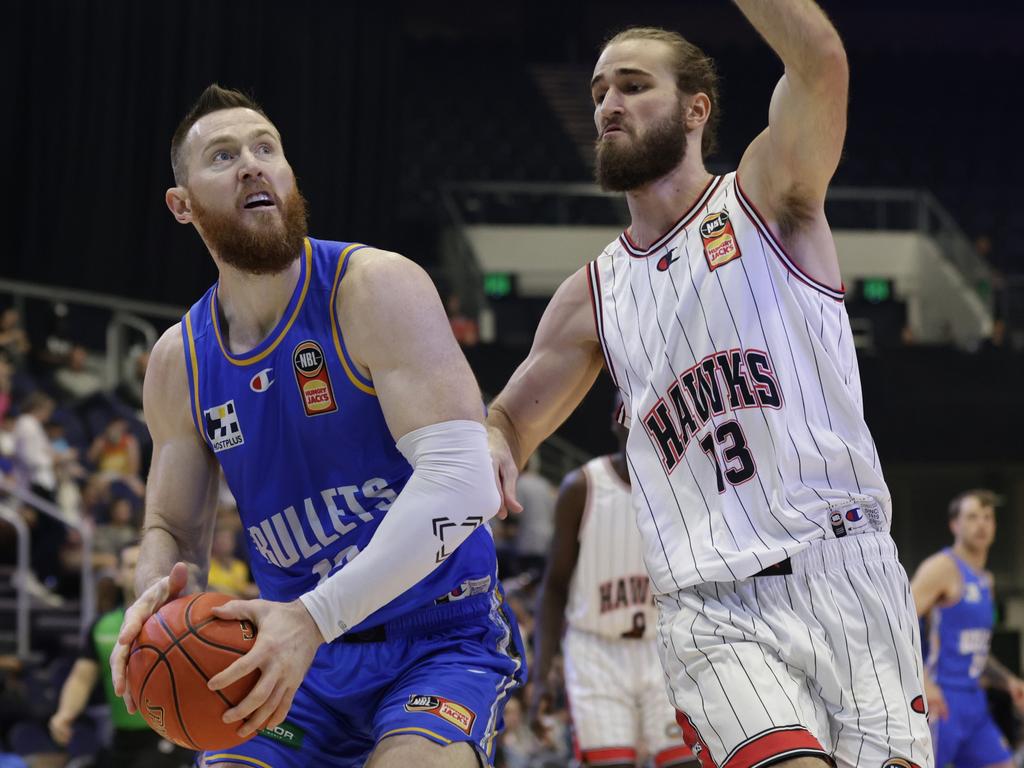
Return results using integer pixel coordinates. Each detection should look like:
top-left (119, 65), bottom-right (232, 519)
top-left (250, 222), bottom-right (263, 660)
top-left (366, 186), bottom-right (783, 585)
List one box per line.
top-left (862, 277), bottom-right (891, 304)
top-left (484, 272), bottom-right (514, 298)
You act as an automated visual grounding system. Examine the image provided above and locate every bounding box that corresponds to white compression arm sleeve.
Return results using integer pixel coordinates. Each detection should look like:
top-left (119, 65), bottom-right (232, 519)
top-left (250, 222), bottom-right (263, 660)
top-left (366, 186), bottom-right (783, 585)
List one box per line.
top-left (299, 419), bottom-right (500, 643)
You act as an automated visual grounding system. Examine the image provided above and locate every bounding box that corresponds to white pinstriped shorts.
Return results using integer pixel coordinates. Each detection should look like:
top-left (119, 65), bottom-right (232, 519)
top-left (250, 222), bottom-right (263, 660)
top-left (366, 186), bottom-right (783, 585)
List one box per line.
top-left (656, 532), bottom-right (933, 768)
top-left (563, 627), bottom-right (692, 766)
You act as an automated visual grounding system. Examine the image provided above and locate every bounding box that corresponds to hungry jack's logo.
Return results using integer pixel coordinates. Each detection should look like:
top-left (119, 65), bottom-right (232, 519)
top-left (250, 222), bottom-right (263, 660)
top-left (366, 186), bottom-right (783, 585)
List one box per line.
top-left (293, 340), bottom-right (338, 416)
top-left (700, 210), bottom-right (742, 270)
top-left (404, 695), bottom-right (477, 735)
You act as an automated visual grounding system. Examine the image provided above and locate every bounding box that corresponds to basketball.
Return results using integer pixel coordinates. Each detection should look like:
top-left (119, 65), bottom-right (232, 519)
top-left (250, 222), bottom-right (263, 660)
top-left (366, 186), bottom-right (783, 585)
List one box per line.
top-left (126, 592), bottom-right (261, 750)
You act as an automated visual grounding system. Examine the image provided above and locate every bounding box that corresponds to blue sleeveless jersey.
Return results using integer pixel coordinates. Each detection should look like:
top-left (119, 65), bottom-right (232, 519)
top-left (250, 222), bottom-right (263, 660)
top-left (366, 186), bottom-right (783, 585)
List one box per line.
top-left (927, 548), bottom-right (994, 690)
top-left (182, 237), bottom-right (497, 633)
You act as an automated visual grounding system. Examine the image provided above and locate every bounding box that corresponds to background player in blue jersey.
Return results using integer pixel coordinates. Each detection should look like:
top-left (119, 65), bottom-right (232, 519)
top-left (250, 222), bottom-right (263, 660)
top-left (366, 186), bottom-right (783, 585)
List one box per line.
top-left (911, 489), bottom-right (1024, 768)
top-left (107, 84), bottom-right (525, 768)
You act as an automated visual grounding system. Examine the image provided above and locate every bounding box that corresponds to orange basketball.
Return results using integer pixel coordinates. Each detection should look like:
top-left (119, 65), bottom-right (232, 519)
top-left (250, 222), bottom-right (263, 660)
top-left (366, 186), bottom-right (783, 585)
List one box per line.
top-left (126, 592), bottom-right (261, 751)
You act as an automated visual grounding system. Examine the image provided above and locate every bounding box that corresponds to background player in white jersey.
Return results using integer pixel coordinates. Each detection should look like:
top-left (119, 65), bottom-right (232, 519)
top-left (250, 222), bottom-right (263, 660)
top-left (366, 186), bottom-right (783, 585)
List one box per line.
top-left (530, 403), bottom-right (693, 768)
top-left (911, 490), bottom-right (1024, 768)
top-left (486, 2), bottom-right (932, 767)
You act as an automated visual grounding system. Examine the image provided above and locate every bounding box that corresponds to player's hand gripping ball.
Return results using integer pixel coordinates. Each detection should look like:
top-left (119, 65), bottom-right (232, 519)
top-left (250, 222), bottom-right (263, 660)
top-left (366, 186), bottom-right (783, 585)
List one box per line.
top-left (125, 592), bottom-right (261, 750)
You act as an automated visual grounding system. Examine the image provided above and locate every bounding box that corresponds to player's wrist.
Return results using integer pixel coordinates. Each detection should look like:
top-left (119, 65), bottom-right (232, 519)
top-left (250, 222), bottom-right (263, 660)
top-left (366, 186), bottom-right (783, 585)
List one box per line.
top-left (290, 597), bottom-right (326, 645)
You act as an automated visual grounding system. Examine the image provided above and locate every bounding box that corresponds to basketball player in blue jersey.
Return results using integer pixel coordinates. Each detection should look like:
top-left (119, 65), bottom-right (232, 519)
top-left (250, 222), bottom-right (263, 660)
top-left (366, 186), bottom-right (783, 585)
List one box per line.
top-left (911, 489), bottom-right (1024, 768)
top-left (107, 84), bottom-right (525, 768)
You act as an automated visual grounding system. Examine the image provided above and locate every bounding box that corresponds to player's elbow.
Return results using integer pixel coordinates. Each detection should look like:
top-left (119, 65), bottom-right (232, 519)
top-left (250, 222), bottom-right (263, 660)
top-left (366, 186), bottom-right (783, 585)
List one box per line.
top-left (467, 469), bottom-right (501, 525)
top-left (809, 37), bottom-right (848, 91)
top-left (791, 33), bottom-right (847, 94)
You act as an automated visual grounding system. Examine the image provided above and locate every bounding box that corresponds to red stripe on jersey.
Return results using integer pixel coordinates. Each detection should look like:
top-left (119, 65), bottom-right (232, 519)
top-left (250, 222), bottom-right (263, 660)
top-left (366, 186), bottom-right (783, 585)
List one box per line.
top-left (733, 175), bottom-right (845, 302)
top-left (724, 726), bottom-right (829, 768)
top-left (656, 744), bottom-right (696, 767)
top-left (676, 711), bottom-right (719, 768)
top-left (587, 261), bottom-right (621, 388)
top-left (582, 746), bottom-right (639, 765)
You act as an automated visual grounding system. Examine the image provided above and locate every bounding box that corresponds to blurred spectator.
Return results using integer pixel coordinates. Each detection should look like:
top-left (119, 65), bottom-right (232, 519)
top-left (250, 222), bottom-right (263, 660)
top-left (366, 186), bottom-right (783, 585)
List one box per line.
top-left (0, 656), bottom-right (31, 766)
top-left (0, 309), bottom-right (30, 369)
top-left (92, 498), bottom-right (140, 572)
top-left (975, 234), bottom-right (994, 262)
top-left (207, 525), bottom-right (258, 599)
top-left (495, 693), bottom-right (566, 768)
top-left (980, 318), bottom-right (1012, 355)
top-left (0, 414), bottom-right (15, 491)
top-left (14, 392), bottom-right (57, 500)
top-left (86, 417), bottom-right (145, 498)
top-left (13, 392), bottom-right (70, 598)
top-left (46, 422), bottom-right (85, 517)
top-left (115, 348), bottom-right (149, 412)
top-left (0, 356), bottom-right (13, 421)
top-left (54, 345), bottom-right (105, 403)
top-left (36, 303), bottom-right (73, 373)
top-left (47, 543), bottom-right (192, 767)
top-left (447, 294), bottom-right (479, 347)
top-left (513, 455), bottom-right (556, 577)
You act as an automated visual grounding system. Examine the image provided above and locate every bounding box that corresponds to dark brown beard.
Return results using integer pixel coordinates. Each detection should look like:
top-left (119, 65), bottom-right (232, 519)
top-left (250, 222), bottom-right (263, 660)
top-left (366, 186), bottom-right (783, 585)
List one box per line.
top-left (192, 184), bottom-right (309, 275)
top-left (594, 100), bottom-right (687, 192)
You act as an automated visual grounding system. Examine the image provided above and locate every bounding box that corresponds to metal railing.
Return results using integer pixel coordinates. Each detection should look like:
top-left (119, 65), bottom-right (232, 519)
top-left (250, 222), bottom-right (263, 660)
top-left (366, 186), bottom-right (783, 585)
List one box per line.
top-left (0, 478), bottom-right (96, 658)
top-left (0, 277), bottom-right (182, 390)
top-left (105, 312), bottom-right (159, 390)
top-left (439, 181), bottom-right (994, 315)
top-left (0, 502), bottom-right (29, 658)
top-left (0, 278), bottom-right (183, 321)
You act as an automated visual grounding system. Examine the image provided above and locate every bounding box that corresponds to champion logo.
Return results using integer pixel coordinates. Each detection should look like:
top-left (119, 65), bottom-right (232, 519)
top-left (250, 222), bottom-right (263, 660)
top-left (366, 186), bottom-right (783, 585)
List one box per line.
top-left (656, 247), bottom-right (680, 272)
top-left (250, 368), bottom-right (274, 392)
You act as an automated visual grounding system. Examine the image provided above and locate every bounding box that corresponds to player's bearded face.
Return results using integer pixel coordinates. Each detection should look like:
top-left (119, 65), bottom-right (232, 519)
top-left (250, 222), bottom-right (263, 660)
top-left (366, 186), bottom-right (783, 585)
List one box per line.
top-left (191, 182), bottom-right (309, 275)
top-left (595, 97), bottom-right (687, 192)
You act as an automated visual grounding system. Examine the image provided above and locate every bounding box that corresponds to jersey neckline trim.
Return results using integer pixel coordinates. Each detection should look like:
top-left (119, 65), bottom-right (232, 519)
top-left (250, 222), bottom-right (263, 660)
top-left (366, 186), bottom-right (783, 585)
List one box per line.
top-left (209, 238), bottom-right (313, 366)
top-left (618, 175), bottom-right (722, 257)
top-left (602, 455), bottom-right (631, 492)
top-left (944, 546), bottom-right (989, 581)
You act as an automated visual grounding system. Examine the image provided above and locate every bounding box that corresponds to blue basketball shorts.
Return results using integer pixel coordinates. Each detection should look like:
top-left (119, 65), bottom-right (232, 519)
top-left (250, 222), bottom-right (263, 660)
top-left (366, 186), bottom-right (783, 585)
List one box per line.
top-left (201, 589), bottom-right (526, 767)
top-left (932, 685), bottom-right (1012, 768)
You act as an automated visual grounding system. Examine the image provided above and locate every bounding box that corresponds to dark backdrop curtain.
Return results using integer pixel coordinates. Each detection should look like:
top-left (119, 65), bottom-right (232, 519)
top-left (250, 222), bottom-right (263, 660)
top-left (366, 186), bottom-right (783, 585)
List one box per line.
top-left (2, 0), bottom-right (402, 305)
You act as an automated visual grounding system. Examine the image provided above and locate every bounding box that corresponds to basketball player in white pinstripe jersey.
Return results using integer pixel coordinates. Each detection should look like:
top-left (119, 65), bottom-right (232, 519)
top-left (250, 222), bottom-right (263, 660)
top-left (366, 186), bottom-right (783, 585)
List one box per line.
top-left (486, 3), bottom-right (932, 768)
top-left (530, 402), bottom-right (693, 768)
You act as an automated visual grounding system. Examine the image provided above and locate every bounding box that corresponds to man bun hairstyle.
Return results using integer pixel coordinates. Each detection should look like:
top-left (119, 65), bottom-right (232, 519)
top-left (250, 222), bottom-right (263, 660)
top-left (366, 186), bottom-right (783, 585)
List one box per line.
top-left (170, 84), bottom-right (269, 185)
top-left (603, 26), bottom-right (721, 160)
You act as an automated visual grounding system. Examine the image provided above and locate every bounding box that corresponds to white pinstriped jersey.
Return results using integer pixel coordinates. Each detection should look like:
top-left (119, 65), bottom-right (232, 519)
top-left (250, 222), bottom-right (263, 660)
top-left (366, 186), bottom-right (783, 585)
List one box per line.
top-left (586, 171), bottom-right (891, 594)
top-left (565, 456), bottom-right (659, 638)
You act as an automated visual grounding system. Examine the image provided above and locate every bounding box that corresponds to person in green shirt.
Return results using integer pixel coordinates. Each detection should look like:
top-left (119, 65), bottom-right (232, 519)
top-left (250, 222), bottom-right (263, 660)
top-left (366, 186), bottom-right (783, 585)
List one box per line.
top-left (48, 542), bottom-right (192, 767)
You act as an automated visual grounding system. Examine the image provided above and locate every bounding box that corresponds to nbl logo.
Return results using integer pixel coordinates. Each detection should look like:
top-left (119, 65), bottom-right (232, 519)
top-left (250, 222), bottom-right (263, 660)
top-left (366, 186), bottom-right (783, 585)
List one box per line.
top-left (699, 209), bottom-right (742, 270)
top-left (204, 400), bottom-right (244, 453)
top-left (293, 340), bottom-right (338, 416)
top-left (294, 343), bottom-right (324, 375)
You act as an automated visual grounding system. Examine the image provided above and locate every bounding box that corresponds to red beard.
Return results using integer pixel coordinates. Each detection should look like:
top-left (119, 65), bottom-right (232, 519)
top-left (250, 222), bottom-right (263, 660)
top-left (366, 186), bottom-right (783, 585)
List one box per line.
top-left (192, 184), bottom-right (309, 275)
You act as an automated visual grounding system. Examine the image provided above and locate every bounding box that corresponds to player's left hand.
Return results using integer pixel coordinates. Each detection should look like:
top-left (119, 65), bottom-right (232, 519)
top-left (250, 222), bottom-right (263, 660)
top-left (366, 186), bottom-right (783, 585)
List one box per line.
top-left (206, 598), bottom-right (324, 738)
top-left (1008, 676), bottom-right (1024, 712)
top-left (487, 425), bottom-right (523, 519)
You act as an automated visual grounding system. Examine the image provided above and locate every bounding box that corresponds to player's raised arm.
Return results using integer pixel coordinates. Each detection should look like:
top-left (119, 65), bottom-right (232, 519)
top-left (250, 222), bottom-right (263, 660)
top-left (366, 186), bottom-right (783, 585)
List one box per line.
top-left (109, 325), bottom-right (220, 711)
top-left (487, 268), bottom-right (605, 511)
top-left (734, 0), bottom-right (849, 283)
